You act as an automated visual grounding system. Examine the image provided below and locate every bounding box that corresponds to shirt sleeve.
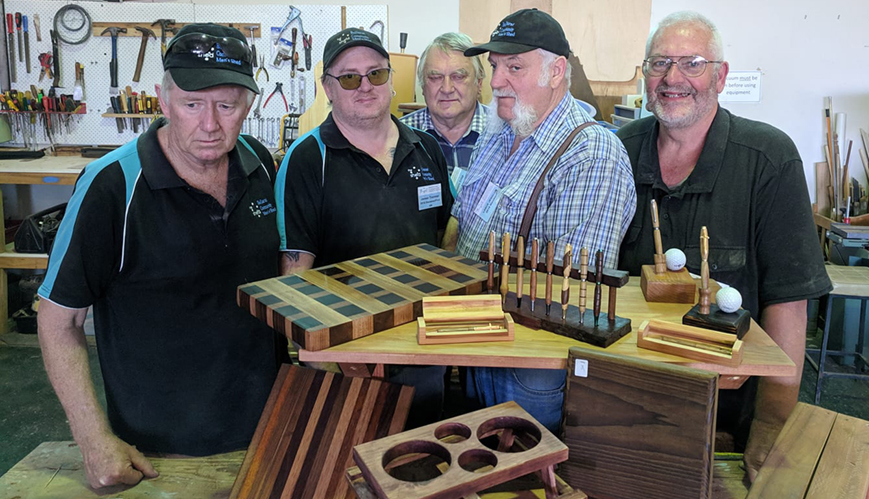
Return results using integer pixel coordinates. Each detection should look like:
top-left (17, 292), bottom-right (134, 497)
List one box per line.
top-left (543, 129), bottom-right (637, 269)
top-left (276, 137), bottom-right (323, 254)
top-left (38, 166), bottom-right (126, 309)
top-left (754, 158), bottom-right (832, 306)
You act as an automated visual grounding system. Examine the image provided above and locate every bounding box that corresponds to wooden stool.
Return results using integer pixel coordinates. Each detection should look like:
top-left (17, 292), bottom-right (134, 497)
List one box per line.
top-left (805, 265), bottom-right (869, 404)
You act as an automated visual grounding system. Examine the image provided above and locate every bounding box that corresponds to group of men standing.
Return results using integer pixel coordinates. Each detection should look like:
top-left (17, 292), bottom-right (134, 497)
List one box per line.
top-left (36, 8), bottom-right (829, 490)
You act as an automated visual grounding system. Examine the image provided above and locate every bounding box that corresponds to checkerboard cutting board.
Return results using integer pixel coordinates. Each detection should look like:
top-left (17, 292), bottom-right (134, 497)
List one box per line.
top-left (238, 244), bottom-right (489, 351)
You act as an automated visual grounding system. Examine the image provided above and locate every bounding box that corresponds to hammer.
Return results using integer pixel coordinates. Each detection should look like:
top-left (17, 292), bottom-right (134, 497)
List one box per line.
top-left (245, 26), bottom-right (257, 68)
top-left (100, 26), bottom-right (126, 95)
top-left (133, 26), bottom-right (156, 83)
top-left (151, 19), bottom-right (176, 55)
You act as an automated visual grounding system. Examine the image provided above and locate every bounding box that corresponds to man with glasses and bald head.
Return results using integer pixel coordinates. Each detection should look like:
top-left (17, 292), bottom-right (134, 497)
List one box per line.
top-left (277, 28), bottom-right (452, 273)
top-left (617, 11), bottom-right (830, 481)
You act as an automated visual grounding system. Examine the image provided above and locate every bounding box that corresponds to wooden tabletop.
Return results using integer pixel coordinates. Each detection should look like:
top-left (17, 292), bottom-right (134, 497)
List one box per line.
top-left (0, 155), bottom-right (89, 185)
top-left (299, 280), bottom-right (796, 379)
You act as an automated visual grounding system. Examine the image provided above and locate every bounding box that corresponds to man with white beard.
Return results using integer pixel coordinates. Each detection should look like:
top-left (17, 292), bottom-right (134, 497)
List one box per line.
top-left (441, 9), bottom-right (636, 432)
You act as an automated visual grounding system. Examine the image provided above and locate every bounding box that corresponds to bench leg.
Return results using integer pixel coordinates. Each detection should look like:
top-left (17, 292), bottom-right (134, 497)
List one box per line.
top-left (816, 296), bottom-right (835, 404)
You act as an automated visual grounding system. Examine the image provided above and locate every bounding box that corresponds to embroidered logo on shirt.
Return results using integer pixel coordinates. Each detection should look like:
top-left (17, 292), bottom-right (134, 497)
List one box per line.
top-left (408, 166), bottom-right (422, 180)
top-left (420, 167), bottom-right (436, 182)
top-left (250, 198), bottom-right (277, 218)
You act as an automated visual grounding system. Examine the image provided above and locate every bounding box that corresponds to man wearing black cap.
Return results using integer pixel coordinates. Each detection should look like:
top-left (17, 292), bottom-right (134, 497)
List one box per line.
top-left (37, 23), bottom-right (287, 488)
top-left (442, 9), bottom-right (636, 432)
top-left (275, 28), bottom-right (452, 427)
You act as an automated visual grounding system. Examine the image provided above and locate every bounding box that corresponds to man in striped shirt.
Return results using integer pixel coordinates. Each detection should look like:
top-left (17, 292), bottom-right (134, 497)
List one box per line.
top-left (442, 9), bottom-right (636, 432)
top-left (400, 32), bottom-right (490, 190)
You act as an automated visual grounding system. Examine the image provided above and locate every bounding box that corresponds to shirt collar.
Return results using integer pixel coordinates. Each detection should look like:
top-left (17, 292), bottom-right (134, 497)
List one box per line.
top-left (137, 117), bottom-right (255, 190)
top-left (494, 92), bottom-right (581, 155)
top-left (637, 105), bottom-right (730, 195)
top-left (406, 103), bottom-right (489, 142)
top-left (320, 112), bottom-right (420, 150)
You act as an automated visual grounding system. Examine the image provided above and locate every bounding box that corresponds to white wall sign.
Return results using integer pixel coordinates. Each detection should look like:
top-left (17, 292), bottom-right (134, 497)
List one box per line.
top-left (721, 70), bottom-right (762, 103)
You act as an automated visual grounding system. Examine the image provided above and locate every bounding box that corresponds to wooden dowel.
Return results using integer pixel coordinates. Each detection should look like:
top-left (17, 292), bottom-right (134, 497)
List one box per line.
top-left (487, 231), bottom-right (495, 294)
top-left (500, 232), bottom-right (510, 304)
top-left (530, 238), bottom-right (539, 311)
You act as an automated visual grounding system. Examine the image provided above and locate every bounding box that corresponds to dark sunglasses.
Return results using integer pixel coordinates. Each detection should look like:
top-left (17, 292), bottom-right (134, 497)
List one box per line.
top-left (165, 33), bottom-right (252, 63)
top-left (323, 68), bottom-right (391, 90)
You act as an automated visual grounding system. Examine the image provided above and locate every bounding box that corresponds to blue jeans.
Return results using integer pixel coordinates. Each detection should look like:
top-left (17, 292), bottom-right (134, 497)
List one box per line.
top-left (463, 366), bottom-right (566, 434)
top-left (388, 365), bottom-right (447, 428)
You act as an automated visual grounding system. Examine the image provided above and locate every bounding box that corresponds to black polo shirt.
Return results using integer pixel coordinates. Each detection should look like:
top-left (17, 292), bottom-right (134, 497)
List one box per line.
top-left (617, 107), bottom-right (831, 319)
top-left (277, 113), bottom-right (453, 267)
top-left (38, 119), bottom-right (286, 456)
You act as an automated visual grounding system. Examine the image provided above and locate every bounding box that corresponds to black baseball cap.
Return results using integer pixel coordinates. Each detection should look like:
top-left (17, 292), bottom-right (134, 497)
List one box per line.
top-left (464, 9), bottom-right (571, 58)
top-left (322, 28), bottom-right (390, 70)
top-left (163, 23), bottom-right (258, 94)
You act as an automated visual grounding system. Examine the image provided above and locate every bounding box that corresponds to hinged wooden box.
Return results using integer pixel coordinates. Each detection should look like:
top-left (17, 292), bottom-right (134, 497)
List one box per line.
top-left (417, 295), bottom-right (514, 345)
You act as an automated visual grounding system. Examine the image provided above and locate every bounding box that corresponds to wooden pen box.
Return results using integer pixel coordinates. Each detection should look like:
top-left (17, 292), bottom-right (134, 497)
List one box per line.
top-left (418, 295), bottom-right (514, 345)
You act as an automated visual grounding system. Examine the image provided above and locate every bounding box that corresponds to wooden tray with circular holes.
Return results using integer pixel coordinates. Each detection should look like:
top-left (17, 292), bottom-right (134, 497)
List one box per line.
top-left (351, 401), bottom-right (568, 499)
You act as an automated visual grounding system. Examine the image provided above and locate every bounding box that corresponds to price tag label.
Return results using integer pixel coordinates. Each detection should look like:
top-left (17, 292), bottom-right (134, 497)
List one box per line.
top-left (574, 359), bottom-right (588, 378)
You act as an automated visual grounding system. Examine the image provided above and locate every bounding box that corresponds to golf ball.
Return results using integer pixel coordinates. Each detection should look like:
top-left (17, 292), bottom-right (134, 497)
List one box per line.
top-left (716, 287), bottom-right (743, 313)
top-left (665, 248), bottom-right (686, 271)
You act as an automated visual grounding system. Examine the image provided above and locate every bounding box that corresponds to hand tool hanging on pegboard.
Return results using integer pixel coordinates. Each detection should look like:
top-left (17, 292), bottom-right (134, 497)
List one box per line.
top-left (291, 27), bottom-right (297, 78)
top-left (38, 53), bottom-right (53, 82)
top-left (275, 6), bottom-right (305, 51)
top-left (7, 14), bottom-right (16, 83)
top-left (304, 34), bottom-right (312, 71)
top-left (23, 15), bottom-right (30, 74)
top-left (50, 29), bottom-right (60, 88)
top-left (100, 27), bottom-right (126, 95)
top-left (246, 26), bottom-right (258, 68)
top-left (53, 4), bottom-right (92, 45)
top-left (133, 27), bottom-right (157, 83)
top-left (151, 19), bottom-right (176, 55)
top-left (32, 14), bottom-right (41, 42)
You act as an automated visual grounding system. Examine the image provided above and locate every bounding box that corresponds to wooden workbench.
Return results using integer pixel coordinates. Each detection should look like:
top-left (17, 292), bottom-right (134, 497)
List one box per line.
top-left (0, 155), bottom-right (87, 332)
top-left (298, 279), bottom-right (796, 388)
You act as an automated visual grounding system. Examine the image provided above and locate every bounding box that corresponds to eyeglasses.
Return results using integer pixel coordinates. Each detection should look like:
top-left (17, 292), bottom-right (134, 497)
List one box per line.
top-left (642, 55), bottom-right (722, 78)
top-left (324, 68), bottom-right (392, 90)
top-left (165, 33), bottom-right (252, 63)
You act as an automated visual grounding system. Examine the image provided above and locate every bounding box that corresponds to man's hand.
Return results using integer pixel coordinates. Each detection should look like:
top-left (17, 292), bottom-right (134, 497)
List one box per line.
top-left (80, 433), bottom-right (158, 489)
top-left (743, 417), bottom-right (782, 483)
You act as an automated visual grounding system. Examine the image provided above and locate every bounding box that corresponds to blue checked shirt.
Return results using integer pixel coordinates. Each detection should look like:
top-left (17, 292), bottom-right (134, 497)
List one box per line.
top-left (400, 103), bottom-right (490, 177)
top-left (452, 93), bottom-right (636, 269)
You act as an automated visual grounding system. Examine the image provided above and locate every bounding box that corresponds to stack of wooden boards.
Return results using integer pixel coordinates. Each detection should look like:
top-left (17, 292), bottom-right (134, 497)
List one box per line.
top-left (238, 244), bottom-right (488, 351)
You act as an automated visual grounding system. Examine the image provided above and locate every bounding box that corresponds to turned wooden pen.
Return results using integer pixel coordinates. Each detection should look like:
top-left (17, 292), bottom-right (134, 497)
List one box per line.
top-left (561, 244), bottom-right (572, 320)
top-left (545, 241), bottom-right (555, 315)
top-left (530, 238), bottom-right (539, 311)
top-left (579, 247), bottom-right (588, 324)
top-left (699, 226), bottom-right (710, 314)
top-left (487, 231), bottom-right (495, 293)
top-left (516, 235), bottom-right (525, 308)
top-left (593, 249), bottom-right (603, 327)
top-left (500, 232), bottom-right (510, 304)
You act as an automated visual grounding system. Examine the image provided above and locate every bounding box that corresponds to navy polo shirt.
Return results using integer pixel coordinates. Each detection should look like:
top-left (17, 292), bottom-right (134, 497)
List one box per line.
top-left (39, 119), bottom-right (286, 455)
top-left (277, 113), bottom-right (453, 267)
top-left (617, 107), bottom-right (831, 319)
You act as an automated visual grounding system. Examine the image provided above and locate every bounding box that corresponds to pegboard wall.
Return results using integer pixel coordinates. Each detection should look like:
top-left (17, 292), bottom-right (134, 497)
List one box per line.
top-left (6, 1), bottom-right (388, 148)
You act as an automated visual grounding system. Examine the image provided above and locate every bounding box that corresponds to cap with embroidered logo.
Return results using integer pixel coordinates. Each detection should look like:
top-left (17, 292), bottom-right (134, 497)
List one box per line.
top-left (163, 23), bottom-right (258, 94)
top-left (322, 28), bottom-right (390, 71)
top-left (464, 9), bottom-right (571, 58)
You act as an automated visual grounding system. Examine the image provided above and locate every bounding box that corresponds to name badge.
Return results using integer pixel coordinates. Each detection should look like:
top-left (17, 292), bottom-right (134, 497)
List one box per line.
top-left (450, 167), bottom-right (468, 192)
top-left (473, 181), bottom-right (502, 223)
top-left (418, 184), bottom-right (442, 211)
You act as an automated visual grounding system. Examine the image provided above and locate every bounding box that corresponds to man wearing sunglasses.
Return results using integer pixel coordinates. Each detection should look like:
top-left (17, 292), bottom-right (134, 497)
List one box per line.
top-left (617, 12), bottom-right (830, 481)
top-left (441, 9), bottom-right (636, 434)
top-left (37, 23), bottom-right (287, 488)
top-left (276, 29), bottom-right (453, 427)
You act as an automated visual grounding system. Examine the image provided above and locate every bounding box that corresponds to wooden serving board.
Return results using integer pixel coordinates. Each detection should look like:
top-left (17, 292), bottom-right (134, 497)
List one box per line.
top-left (353, 401), bottom-right (568, 499)
top-left (239, 244), bottom-right (488, 351)
top-left (229, 364), bottom-right (414, 499)
top-left (561, 347), bottom-right (718, 499)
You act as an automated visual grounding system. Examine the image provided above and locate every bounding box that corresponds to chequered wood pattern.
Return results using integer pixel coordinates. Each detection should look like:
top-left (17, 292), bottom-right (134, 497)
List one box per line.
top-left (238, 244), bottom-right (488, 350)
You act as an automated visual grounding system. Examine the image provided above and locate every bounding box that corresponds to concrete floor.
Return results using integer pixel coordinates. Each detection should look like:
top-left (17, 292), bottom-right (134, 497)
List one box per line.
top-left (1, 316), bottom-right (868, 477)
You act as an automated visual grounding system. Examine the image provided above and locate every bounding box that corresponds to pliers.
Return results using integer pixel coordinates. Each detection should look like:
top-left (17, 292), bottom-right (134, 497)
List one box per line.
top-left (255, 55), bottom-right (269, 82)
top-left (263, 82), bottom-right (287, 112)
top-left (38, 52), bottom-right (53, 82)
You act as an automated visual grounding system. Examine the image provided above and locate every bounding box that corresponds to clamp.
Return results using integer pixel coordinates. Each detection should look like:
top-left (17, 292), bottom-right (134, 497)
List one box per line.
top-left (255, 56), bottom-right (269, 82)
top-left (263, 82), bottom-right (288, 112)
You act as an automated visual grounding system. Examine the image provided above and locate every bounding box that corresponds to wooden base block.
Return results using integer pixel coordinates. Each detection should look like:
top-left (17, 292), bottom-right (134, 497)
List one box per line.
top-left (502, 292), bottom-right (630, 348)
top-left (683, 304), bottom-right (750, 339)
top-left (640, 265), bottom-right (696, 303)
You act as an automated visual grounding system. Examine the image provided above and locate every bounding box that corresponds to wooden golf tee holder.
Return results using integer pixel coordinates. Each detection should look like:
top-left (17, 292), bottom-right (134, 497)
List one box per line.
top-left (640, 199), bottom-right (696, 303)
top-left (682, 226), bottom-right (750, 338)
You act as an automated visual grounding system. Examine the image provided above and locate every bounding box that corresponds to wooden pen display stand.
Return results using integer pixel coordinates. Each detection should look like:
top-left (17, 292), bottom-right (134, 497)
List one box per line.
top-left (640, 265), bottom-right (696, 303)
top-left (417, 295), bottom-right (514, 345)
top-left (351, 401), bottom-right (569, 499)
top-left (637, 319), bottom-right (744, 367)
